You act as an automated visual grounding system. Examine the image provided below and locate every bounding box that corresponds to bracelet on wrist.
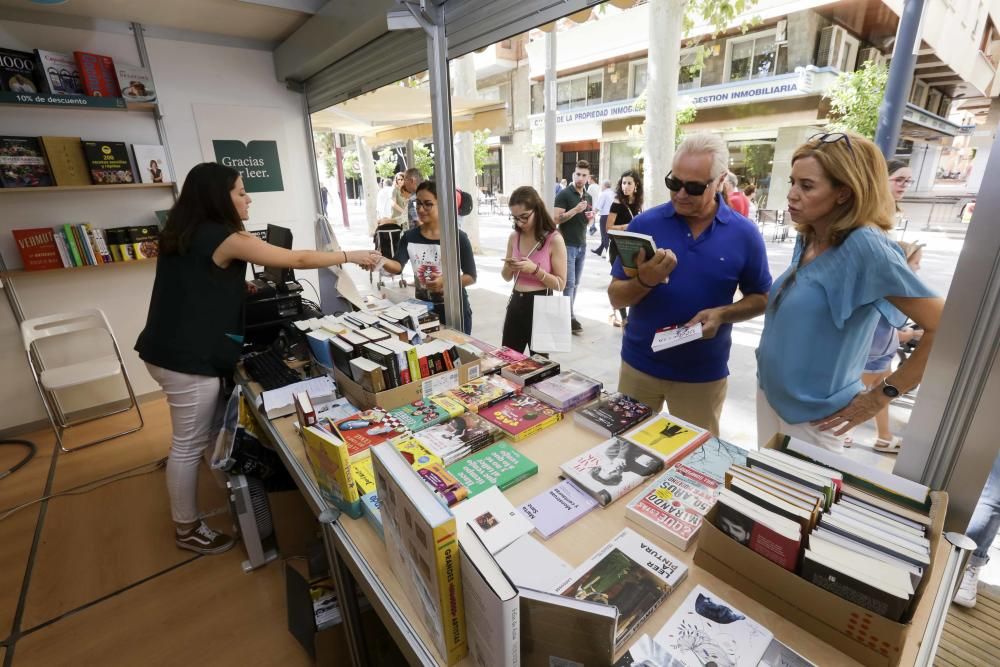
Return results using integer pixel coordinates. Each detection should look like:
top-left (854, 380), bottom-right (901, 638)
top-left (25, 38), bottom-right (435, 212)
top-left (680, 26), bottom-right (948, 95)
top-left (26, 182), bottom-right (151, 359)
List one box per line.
top-left (532, 264), bottom-right (541, 277)
top-left (636, 275), bottom-right (657, 289)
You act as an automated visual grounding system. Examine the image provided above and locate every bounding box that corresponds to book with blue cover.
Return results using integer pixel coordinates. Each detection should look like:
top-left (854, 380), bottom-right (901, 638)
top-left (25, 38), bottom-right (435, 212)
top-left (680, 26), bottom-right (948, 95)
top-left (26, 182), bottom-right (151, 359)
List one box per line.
top-left (674, 437), bottom-right (750, 491)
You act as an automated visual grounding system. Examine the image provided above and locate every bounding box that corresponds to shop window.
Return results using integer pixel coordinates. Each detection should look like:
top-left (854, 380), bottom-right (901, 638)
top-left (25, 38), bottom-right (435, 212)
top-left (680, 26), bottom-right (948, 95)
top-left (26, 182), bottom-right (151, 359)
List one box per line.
top-left (556, 70), bottom-right (603, 111)
top-left (725, 31), bottom-right (787, 82)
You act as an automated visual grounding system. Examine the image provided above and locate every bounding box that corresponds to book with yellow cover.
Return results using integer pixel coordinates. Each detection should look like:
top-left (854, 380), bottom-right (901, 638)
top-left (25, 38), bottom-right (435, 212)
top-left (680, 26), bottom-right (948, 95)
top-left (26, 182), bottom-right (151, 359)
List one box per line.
top-left (621, 412), bottom-right (711, 468)
top-left (39, 136), bottom-right (91, 186)
top-left (301, 424), bottom-right (362, 519)
top-left (350, 456), bottom-right (377, 495)
top-left (372, 443), bottom-right (467, 665)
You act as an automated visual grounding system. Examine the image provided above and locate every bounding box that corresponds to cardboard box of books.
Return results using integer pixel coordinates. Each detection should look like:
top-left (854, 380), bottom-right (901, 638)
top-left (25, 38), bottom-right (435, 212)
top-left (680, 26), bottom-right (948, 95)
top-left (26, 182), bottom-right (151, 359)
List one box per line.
top-left (332, 360), bottom-right (481, 411)
top-left (693, 433), bottom-right (948, 667)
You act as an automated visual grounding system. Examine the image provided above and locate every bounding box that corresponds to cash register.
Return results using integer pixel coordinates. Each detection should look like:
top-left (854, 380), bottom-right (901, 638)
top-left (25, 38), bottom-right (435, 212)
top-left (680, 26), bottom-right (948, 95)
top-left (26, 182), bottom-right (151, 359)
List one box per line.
top-left (245, 224), bottom-right (307, 344)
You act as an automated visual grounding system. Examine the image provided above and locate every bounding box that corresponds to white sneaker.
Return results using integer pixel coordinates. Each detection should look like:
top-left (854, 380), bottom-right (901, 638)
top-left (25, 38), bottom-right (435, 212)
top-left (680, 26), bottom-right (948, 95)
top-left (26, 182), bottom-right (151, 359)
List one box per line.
top-left (953, 564), bottom-right (982, 608)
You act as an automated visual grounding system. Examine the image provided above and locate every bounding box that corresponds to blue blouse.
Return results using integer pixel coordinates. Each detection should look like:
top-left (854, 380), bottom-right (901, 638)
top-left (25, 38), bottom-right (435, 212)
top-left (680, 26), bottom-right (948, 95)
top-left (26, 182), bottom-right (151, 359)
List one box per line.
top-left (756, 226), bottom-right (936, 424)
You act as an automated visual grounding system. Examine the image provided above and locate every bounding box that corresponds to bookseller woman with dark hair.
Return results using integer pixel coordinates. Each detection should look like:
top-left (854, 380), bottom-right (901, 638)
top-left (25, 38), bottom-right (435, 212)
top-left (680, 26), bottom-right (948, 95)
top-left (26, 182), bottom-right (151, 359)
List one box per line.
top-left (135, 162), bottom-right (380, 555)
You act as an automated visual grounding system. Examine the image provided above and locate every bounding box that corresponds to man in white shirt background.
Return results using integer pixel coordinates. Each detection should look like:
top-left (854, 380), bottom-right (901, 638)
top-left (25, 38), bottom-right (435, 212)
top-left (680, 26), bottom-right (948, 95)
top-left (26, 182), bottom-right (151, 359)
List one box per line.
top-left (376, 177), bottom-right (394, 219)
top-left (591, 180), bottom-right (616, 257)
top-left (587, 175), bottom-right (602, 235)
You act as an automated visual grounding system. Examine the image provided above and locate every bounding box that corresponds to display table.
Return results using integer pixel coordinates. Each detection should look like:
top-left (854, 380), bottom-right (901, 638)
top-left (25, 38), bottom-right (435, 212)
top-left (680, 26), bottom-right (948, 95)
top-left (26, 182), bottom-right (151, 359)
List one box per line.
top-left (241, 374), bottom-right (947, 667)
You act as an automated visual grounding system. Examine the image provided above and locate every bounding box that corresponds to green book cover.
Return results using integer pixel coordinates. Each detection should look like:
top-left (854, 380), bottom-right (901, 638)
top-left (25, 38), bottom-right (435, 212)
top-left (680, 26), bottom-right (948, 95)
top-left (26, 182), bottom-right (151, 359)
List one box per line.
top-left (445, 441), bottom-right (538, 497)
top-left (388, 398), bottom-right (458, 433)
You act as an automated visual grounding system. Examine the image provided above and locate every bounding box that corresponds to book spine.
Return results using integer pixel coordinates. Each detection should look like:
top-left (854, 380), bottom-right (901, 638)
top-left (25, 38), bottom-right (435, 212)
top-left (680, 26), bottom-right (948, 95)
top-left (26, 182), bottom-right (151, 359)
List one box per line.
top-left (419, 356), bottom-right (430, 379)
top-left (83, 224), bottom-right (103, 264)
top-left (72, 225), bottom-right (91, 265)
top-left (91, 227), bottom-right (114, 263)
top-left (106, 228), bottom-right (123, 262)
top-left (61, 224), bottom-right (82, 266)
top-left (405, 347), bottom-right (421, 381)
top-left (52, 229), bottom-right (71, 267)
top-left (507, 413), bottom-right (561, 441)
top-left (431, 522), bottom-right (467, 664)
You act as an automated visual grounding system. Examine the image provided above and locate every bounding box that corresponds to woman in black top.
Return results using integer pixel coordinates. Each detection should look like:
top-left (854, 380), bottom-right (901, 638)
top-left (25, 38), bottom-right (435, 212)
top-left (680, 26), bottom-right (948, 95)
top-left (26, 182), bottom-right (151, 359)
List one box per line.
top-left (136, 163), bottom-right (379, 555)
top-left (606, 170), bottom-right (644, 327)
top-left (381, 181), bottom-right (478, 334)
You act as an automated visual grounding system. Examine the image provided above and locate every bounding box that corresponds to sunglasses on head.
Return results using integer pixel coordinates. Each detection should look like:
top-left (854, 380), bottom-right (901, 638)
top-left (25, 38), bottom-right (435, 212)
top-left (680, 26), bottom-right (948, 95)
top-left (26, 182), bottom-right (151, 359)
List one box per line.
top-left (808, 132), bottom-right (856, 156)
top-left (665, 171), bottom-right (715, 196)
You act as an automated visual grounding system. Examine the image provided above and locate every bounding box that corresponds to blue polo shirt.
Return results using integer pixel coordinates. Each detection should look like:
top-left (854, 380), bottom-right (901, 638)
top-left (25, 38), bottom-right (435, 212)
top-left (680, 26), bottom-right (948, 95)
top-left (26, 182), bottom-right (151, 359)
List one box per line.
top-left (611, 196), bottom-right (771, 382)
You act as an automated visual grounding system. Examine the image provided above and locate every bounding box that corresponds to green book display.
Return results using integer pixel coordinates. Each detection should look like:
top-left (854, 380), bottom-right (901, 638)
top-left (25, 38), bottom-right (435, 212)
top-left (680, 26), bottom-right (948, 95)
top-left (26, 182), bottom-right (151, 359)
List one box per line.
top-left (445, 441), bottom-right (538, 497)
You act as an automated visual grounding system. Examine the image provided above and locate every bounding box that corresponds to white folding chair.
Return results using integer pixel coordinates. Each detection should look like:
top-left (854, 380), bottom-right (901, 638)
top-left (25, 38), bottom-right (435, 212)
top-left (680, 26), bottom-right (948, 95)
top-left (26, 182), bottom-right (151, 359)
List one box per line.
top-left (20, 308), bottom-right (144, 452)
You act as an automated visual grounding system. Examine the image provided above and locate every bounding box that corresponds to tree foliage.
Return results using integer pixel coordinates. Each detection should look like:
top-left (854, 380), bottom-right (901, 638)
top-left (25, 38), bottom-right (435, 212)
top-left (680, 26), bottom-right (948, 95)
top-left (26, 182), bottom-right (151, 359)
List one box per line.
top-left (741, 143), bottom-right (773, 184)
top-left (341, 149), bottom-right (360, 180)
top-left (375, 148), bottom-right (399, 179)
top-left (824, 61), bottom-right (889, 139)
top-left (473, 130), bottom-right (491, 176)
top-left (414, 143), bottom-right (435, 179)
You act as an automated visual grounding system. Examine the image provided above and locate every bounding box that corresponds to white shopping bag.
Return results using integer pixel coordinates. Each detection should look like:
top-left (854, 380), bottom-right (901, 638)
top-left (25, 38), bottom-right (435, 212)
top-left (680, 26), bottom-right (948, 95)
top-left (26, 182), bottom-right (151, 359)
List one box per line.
top-left (531, 293), bottom-right (572, 353)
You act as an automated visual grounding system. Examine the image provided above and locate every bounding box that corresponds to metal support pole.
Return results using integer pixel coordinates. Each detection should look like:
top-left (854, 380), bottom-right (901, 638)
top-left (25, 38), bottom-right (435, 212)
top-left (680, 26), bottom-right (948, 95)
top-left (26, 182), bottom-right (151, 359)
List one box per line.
top-left (914, 532), bottom-right (976, 666)
top-left (874, 0), bottom-right (926, 157)
top-left (130, 22), bottom-right (180, 200)
top-left (408, 1), bottom-right (464, 332)
top-left (544, 30), bottom-right (557, 207)
top-left (301, 94), bottom-right (325, 217)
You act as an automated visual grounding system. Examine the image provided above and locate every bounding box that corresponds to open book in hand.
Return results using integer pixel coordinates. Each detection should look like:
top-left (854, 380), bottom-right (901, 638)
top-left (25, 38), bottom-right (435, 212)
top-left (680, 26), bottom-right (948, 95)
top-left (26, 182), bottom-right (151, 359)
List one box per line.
top-left (609, 230), bottom-right (662, 279)
top-left (651, 323), bottom-right (703, 352)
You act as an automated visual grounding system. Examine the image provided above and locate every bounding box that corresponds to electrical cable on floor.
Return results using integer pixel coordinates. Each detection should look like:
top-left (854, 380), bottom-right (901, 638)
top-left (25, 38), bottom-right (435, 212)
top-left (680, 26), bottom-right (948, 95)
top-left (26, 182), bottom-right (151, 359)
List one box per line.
top-left (0, 439), bottom-right (37, 480)
top-left (0, 456), bottom-right (167, 522)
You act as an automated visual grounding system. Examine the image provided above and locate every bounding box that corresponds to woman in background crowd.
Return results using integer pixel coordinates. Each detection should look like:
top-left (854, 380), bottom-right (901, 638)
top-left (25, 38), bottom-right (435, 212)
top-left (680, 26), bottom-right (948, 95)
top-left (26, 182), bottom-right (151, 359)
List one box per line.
top-left (756, 133), bottom-right (942, 452)
top-left (500, 186), bottom-right (568, 353)
top-left (382, 181), bottom-right (477, 334)
top-left (605, 170), bottom-right (644, 328)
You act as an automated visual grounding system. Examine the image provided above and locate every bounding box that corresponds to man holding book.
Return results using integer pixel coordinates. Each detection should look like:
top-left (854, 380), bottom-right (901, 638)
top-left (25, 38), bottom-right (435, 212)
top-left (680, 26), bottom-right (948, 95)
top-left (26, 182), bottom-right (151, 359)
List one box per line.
top-left (608, 133), bottom-right (771, 435)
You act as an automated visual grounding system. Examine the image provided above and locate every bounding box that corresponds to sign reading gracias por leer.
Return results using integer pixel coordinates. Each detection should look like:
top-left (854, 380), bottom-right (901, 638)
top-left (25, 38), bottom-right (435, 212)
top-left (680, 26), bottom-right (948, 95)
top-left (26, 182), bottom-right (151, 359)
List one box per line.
top-left (212, 139), bottom-right (284, 193)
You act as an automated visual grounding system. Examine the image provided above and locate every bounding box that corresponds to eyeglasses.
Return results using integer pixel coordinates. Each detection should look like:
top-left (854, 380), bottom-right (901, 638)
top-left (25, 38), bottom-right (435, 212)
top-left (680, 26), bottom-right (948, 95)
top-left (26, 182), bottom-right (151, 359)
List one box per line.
top-left (890, 177), bottom-right (915, 186)
top-left (509, 212), bottom-right (532, 223)
top-left (665, 171), bottom-right (714, 196)
top-left (807, 132), bottom-right (856, 156)
top-left (414, 199), bottom-right (436, 209)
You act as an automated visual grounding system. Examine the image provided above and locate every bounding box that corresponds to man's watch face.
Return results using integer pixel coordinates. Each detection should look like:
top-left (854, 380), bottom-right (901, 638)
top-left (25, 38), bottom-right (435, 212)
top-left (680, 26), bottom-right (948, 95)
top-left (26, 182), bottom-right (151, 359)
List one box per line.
top-left (882, 383), bottom-right (901, 398)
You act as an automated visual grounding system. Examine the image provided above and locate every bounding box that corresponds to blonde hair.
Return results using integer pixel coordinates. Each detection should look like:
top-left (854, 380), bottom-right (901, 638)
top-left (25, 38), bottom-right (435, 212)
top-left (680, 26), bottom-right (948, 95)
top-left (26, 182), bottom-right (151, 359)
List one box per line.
top-left (790, 132), bottom-right (895, 247)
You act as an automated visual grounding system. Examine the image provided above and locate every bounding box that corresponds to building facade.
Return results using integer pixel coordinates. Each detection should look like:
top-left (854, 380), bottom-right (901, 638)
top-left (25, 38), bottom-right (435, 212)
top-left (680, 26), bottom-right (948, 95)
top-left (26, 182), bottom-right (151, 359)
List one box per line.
top-left (472, 0), bottom-right (999, 209)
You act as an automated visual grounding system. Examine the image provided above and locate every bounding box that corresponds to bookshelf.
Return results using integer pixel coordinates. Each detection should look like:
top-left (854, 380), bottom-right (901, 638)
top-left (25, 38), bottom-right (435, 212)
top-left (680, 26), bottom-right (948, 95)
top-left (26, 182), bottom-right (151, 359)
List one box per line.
top-left (0, 183), bottom-right (173, 195)
top-left (1, 257), bottom-right (156, 278)
top-left (0, 91), bottom-right (156, 112)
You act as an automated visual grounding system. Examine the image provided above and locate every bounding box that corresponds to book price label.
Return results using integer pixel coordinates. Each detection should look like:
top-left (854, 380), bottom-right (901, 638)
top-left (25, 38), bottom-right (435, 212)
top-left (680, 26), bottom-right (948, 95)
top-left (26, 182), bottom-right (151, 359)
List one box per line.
top-left (422, 369), bottom-right (460, 399)
top-left (651, 323), bottom-right (703, 352)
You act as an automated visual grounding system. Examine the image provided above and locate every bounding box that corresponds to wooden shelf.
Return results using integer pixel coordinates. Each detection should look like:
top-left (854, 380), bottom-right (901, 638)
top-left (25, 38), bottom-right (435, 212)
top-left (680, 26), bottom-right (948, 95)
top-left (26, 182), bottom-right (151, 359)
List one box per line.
top-left (0, 91), bottom-right (156, 112)
top-left (0, 183), bottom-right (173, 194)
top-left (1, 257), bottom-right (156, 277)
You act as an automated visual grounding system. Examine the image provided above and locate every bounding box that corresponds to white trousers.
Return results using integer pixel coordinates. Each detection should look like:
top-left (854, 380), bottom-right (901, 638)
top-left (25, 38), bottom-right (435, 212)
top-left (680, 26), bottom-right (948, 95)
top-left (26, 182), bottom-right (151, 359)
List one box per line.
top-left (755, 389), bottom-right (849, 453)
top-left (146, 363), bottom-right (222, 524)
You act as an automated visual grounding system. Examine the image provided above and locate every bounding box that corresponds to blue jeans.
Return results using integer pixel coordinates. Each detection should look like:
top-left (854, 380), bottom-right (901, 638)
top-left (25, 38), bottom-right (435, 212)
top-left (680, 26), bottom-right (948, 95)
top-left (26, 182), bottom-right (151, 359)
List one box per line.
top-left (967, 450), bottom-right (1000, 566)
top-left (564, 244), bottom-right (586, 317)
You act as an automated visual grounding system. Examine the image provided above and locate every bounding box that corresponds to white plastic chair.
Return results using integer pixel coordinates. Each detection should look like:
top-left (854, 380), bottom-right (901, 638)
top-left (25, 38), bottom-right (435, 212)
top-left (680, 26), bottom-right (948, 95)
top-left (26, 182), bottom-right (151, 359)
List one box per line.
top-left (20, 308), bottom-right (144, 452)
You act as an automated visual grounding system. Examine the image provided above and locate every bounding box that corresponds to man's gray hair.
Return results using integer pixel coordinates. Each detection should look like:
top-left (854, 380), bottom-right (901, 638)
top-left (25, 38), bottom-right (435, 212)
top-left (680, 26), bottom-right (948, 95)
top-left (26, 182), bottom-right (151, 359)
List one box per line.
top-left (603, 180), bottom-right (612, 188)
top-left (675, 132), bottom-right (729, 180)
top-left (726, 172), bottom-right (739, 189)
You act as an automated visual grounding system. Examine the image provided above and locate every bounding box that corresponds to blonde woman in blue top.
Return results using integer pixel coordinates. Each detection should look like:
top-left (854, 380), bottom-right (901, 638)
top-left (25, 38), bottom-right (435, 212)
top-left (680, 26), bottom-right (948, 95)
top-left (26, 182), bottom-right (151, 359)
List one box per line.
top-left (756, 133), bottom-right (943, 452)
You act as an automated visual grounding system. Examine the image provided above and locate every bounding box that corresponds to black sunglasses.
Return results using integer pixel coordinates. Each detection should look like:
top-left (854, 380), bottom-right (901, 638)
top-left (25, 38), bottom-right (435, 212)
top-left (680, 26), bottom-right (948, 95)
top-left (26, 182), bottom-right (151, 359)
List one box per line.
top-left (808, 132), bottom-right (855, 156)
top-left (665, 171), bottom-right (715, 196)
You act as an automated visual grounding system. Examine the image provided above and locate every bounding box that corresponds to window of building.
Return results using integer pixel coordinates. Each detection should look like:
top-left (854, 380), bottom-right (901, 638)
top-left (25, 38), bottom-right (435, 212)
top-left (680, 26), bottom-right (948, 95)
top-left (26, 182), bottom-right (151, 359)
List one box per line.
top-left (725, 30), bottom-right (788, 82)
top-left (556, 70), bottom-right (603, 111)
top-left (909, 79), bottom-right (929, 108)
top-left (980, 16), bottom-right (1000, 67)
top-left (629, 50), bottom-right (702, 98)
top-left (926, 88), bottom-right (943, 116)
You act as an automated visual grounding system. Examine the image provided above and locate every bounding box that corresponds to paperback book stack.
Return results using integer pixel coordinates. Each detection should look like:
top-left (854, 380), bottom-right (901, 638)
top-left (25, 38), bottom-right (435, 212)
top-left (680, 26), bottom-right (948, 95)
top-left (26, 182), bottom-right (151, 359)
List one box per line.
top-left (478, 394), bottom-right (562, 442)
top-left (405, 412), bottom-right (503, 465)
top-left (446, 376), bottom-right (517, 414)
top-left (621, 412), bottom-right (712, 467)
top-left (560, 437), bottom-right (664, 507)
top-left (525, 370), bottom-right (603, 411)
top-left (499, 355), bottom-right (560, 387)
top-left (573, 392), bottom-right (652, 438)
top-left (626, 438), bottom-right (749, 550)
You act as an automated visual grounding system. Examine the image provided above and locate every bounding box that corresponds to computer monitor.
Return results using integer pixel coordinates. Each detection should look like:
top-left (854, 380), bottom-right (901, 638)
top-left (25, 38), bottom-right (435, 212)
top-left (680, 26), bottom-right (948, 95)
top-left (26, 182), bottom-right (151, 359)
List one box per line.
top-left (262, 224), bottom-right (294, 284)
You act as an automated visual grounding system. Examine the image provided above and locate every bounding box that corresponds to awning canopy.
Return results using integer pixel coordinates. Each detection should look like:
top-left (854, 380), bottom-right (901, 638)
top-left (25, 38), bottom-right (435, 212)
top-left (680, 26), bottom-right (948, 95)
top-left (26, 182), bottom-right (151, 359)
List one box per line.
top-left (310, 85), bottom-right (507, 146)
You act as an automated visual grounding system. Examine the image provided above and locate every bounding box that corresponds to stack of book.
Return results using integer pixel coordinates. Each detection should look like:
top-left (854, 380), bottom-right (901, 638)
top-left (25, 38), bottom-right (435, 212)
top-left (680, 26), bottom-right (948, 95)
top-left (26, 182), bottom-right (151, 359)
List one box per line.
top-left (620, 412), bottom-right (712, 467)
top-left (328, 409), bottom-right (411, 463)
top-left (446, 441), bottom-right (539, 497)
top-left (404, 412), bottom-right (503, 465)
top-left (387, 396), bottom-right (466, 433)
top-left (12, 222), bottom-right (159, 270)
top-left (560, 437), bottom-right (664, 507)
top-left (478, 394), bottom-right (562, 442)
top-left (525, 370), bottom-right (603, 411)
top-left (445, 376), bottom-right (517, 414)
top-left (335, 334), bottom-right (458, 392)
top-left (573, 393), bottom-right (653, 437)
top-left (626, 437), bottom-right (749, 550)
top-left (499, 355), bottom-right (560, 387)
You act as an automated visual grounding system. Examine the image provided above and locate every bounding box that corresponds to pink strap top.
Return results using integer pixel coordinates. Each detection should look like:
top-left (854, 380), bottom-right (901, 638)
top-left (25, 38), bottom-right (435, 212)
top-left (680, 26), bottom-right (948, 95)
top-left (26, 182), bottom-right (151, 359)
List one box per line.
top-left (513, 231), bottom-right (555, 290)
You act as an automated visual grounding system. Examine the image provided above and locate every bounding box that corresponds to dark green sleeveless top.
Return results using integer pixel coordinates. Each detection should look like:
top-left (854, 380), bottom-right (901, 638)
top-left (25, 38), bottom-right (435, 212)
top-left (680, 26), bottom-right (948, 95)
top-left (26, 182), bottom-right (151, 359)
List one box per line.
top-left (135, 223), bottom-right (246, 376)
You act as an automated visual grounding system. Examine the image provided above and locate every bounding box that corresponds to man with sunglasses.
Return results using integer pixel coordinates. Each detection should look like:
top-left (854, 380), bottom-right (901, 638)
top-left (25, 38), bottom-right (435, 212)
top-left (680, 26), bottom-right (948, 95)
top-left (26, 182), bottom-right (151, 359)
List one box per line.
top-left (554, 159), bottom-right (596, 334)
top-left (607, 133), bottom-right (771, 435)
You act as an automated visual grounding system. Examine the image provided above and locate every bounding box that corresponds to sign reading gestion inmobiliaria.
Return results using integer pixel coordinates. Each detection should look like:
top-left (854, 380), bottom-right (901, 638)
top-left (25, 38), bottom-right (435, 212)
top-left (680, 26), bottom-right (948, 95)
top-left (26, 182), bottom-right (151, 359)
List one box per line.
top-left (212, 139), bottom-right (284, 193)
